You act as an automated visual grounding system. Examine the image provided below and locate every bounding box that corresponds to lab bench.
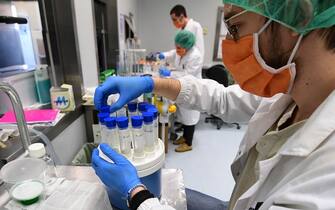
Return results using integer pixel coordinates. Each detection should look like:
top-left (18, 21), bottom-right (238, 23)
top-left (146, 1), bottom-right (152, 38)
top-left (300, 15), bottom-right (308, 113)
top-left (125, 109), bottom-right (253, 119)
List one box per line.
top-left (0, 167), bottom-right (186, 209)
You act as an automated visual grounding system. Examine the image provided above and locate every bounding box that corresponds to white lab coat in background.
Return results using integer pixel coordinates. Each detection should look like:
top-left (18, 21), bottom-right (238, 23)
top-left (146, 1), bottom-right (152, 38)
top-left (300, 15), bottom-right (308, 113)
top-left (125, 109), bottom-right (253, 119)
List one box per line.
top-left (163, 47), bottom-right (202, 125)
top-left (138, 75), bottom-right (335, 210)
top-left (184, 19), bottom-right (205, 60)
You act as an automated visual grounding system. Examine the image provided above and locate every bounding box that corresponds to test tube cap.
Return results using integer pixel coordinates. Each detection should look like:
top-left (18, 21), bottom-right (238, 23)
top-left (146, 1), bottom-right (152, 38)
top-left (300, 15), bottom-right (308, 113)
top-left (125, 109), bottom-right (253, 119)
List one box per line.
top-left (100, 105), bottom-right (110, 113)
top-left (131, 116), bottom-right (143, 128)
top-left (98, 113), bottom-right (110, 124)
top-left (116, 117), bottom-right (129, 129)
top-left (138, 102), bottom-right (149, 113)
top-left (105, 117), bottom-right (117, 128)
top-left (28, 143), bottom-right (46, 159)
top-left (142, 112), bottom-right (154, 123)
top-left (147, 107), bottom-right (158, 119)
top-left (145, 104), bottom-right (156, 110)
top-left (128, 102), bottom-right (138, 112)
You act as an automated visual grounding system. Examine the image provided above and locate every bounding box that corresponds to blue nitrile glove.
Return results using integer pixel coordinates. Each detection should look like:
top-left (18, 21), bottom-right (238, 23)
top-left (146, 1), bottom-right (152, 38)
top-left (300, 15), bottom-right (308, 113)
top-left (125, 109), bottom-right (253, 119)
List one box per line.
top-left (94, 76), bottom-right (154, 113)
top-left (92, 144), bottom-right (141, 198)
top-left (159, 67), bottom-right (171, 78)
top-left (158, 52), bottom-right (165, 60)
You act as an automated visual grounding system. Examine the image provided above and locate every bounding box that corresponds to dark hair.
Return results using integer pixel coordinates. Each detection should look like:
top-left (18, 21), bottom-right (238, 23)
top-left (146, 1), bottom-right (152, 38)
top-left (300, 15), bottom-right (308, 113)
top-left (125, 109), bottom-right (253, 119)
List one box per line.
top-left (318, 26), bottom-right (335, 53)
top-left (170, 5), bottom-right (187, 17)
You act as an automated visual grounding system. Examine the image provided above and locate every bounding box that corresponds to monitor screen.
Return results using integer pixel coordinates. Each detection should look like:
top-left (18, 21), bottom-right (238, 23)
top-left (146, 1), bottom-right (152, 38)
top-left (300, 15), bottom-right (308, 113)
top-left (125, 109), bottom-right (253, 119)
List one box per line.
top-left (0, 25), bottom-right (25, 70)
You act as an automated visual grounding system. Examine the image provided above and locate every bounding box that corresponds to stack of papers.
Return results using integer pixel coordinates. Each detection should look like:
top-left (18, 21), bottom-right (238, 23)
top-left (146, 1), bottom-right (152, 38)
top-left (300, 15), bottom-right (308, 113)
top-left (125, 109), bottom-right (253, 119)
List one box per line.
top-left (0, 109), bottom-right (64, 126)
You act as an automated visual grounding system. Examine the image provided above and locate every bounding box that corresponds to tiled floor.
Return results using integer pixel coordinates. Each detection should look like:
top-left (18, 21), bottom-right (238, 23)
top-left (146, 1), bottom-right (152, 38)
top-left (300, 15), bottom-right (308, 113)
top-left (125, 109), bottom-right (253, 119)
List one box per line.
top-left (164, 114), bottom-right (247, 201)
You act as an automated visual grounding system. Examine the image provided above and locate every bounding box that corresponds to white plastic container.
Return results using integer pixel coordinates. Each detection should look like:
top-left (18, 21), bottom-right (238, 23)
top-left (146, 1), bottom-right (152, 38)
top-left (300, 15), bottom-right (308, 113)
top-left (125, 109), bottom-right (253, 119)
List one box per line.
top-left (0, 158), bottom-right (46, 186)
top-left (131, 116), bottom-right (145, 160)
top-left (10, 180), bottom-right (44, 206)
top-left (116, 117), bottom-right (132, 159)
top-left (28, 143), bottom-right (57, 185)
top-left (0, 158), bottom-right (47, 205)
top-left (104, 117), bottom-right (120, 153)
top-left (142, 112), bottom-right (155, 153)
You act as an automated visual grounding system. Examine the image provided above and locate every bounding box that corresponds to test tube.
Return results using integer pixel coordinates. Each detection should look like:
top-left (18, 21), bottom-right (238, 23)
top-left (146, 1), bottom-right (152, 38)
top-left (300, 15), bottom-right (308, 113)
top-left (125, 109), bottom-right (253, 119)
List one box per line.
top-left (138, 102), bottom-right (149, 115)
top-left (116, 117), bottom-right (132, 158)
top-left (147, 107), bottom-right (159, 146)
top-left (131, 116), bottom-right (145, 159)
top-left (104, 117), bottom-right (120, 153)
top-left (101, 105), bottom-right (116, 117)
top-left (98, 112), bottom-right (110, 143)
top-left (127, 102), bottom-right (138, 118)
top-left (142, 112), bottom-right (155, 153)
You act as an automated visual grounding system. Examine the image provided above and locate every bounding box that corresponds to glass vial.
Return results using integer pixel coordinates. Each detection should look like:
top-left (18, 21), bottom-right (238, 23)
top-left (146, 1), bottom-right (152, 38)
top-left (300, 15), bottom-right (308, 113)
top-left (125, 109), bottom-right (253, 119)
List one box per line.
top-left (131, 116), bottom-right (145, 159)
top-left (116, 117), bottom-right (132, 159)
top-left (104, 117), bottom-right (120, 153)
top-left (142, 112), bottom-right (155, 153)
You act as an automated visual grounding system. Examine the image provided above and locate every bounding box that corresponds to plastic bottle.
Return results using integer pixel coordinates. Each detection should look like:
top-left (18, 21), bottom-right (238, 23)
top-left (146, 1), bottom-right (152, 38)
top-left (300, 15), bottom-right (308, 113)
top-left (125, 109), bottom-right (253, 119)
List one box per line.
top-left (131, 116), bottom-right (145, 159)
top-left (116, 117), bottom-right (132, 158)
top-left (104, 117), bottom-right (120, 153)
top-left (147, 107), bottom-right (159, 146)
top-left (98, 112), bottom-right (110, 143)
top-left (28, 143), bottom-right (57, 185)
top-left (142, 112), bottom-right (155, 153)
top-left (34, 66), bottom-right (51, 104)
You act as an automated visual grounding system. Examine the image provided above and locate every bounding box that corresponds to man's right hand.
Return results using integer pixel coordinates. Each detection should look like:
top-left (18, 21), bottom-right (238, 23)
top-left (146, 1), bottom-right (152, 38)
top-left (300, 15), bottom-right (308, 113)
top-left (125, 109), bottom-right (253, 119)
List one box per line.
top-left (94, 76), bottom-right (154, 113)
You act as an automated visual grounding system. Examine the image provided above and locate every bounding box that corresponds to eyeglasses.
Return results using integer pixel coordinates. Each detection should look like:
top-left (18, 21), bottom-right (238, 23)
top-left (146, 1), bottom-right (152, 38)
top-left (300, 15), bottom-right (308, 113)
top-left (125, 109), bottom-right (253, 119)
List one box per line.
top-left (223, 10), bottom-right (248, 41)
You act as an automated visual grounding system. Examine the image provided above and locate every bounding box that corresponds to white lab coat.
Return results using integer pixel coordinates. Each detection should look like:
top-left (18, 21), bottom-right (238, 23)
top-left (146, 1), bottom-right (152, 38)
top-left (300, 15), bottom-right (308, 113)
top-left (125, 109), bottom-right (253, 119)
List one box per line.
top-left (184, 19), bottom-right (205, 60)
top-left (163, 47), bottom-right (202, 125)
top-left (138, 75), bottom-right (335, 210)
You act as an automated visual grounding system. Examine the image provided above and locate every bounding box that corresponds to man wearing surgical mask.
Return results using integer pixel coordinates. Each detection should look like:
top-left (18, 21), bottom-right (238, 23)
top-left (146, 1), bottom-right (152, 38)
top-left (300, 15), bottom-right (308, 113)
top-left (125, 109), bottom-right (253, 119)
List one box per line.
top-left (93, 1), bottom-right (335, 210)
top-left (169, 4), bottom-right (205, 60)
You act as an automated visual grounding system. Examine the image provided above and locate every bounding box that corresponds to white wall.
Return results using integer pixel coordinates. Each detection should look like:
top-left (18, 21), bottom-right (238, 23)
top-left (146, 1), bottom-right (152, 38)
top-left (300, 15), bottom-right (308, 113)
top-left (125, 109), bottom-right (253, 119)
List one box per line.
top-left (0, 2), bottom-right (12, 16)
top-left (117, 0), bottom-right (138, 25)
top-left (117, 0), bottom-right (138, 52)
top-left (73, 0), bottom-right (99, 90)
top-left (137, 0), bottom-right (222, 66)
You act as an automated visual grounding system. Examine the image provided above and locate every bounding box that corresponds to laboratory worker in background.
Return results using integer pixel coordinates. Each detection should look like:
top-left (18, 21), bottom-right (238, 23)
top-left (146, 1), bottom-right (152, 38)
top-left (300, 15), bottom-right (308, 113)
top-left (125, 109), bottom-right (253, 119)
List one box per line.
top-left (93, 1), bottom-right (335, 210)
top-left (161, 30), bottom-right (202, 152)
top-left (169, 4), bottom-right (204, 60)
